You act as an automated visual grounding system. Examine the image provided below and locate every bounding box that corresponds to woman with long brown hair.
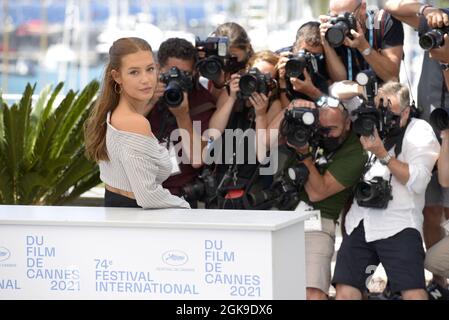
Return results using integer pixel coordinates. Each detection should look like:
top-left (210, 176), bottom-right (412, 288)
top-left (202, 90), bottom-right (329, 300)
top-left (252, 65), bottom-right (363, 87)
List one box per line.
top-left (207, 22), bottom-right (255, 101)
top-left (84, 37), bottom-right (190, 209)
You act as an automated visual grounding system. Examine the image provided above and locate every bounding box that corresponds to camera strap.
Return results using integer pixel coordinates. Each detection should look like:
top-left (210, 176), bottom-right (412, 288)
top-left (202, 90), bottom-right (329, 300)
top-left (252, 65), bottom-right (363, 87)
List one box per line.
top-left (363, 153), bottom-right (393, 184)
top-left (442, 80), bottom-right (447, 109)
top-left (347, 11), bottom-right (376, 80)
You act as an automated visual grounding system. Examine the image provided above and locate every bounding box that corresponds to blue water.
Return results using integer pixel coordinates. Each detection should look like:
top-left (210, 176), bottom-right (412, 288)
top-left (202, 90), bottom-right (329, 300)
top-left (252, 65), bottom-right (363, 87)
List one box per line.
top-left (3, 64), bottom-right (105, 95)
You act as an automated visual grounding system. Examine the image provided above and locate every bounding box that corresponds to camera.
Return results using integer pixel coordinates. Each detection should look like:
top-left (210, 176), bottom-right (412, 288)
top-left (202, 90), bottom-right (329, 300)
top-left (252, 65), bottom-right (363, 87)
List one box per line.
top-left (352, 106), bottom-right (382, 137)
top-left (354, 177), bottom-right (393, 209)
top-left (181, 167), bottom-right (217, 204)
top-left (159, 67), bottom-right (194, 107)
top-left (247, 163), bottom-right (309, 210)
top-left (419, 26), bottom-right (449, 50)
top-left (196, 36), bottom-right (231, 81)
top-left (238, 68), bottom-right (277, 99)
top-left (351, 70), bottom-right (383, 137)
top-left (325, 12), bottom-right (358, 47)
top-left (285, 49), bottom-right (319, 78)
top-left (280, 107), bottom-right (321, 148)
top-left (429, 107), bottom-right (449, 132)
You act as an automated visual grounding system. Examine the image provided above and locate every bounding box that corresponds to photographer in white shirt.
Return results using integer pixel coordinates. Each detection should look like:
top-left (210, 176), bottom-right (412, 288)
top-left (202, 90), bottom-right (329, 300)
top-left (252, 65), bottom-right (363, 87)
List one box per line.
top-left (333, 82), bottom-right (440, 300)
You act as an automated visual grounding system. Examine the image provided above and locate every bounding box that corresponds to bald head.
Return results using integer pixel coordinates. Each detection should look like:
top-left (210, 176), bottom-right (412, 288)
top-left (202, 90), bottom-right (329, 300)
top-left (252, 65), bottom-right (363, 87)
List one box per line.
top-left (329, 0), bottom-right (364, 16)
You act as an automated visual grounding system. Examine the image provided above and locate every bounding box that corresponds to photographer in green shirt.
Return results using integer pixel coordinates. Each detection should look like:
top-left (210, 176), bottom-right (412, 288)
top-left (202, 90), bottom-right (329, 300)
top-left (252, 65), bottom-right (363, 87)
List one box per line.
top-left (268, 98), bottom-right (367, 300)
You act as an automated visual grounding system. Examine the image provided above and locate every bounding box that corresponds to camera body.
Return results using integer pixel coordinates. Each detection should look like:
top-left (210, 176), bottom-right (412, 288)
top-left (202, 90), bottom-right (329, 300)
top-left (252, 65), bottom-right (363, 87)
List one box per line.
top-left (285, 49), bottom-right (319, 78)
top-left (247, 162), bottom-right (309, 210)
top-left (352, 106), bottom-right (382, 137)
top-left (196, 36), bottom-right (232, 81)
top-left (181, 167), bottom-right (217, 204)
top-left (280, 107), bottom-right (321, 148)
top-left (351, 70), bottom-right (384, 137)
top-left (325, 12), bottom-right (358, 47)
top-left (419, 26), bottom-right (449, 50)
top-left (159, 67), bottom-right (194, 107)
top-left (355, 176), bottom-right (393, 209)
top-left (238, 68), bottom-right (277, 99)
top-left (429, 107), bottom-right (449, 133)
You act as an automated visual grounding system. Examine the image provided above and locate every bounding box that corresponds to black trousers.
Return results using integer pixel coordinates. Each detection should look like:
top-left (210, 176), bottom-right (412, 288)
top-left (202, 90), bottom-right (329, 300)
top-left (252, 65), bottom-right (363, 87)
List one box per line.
top-left (104, 189), bottom-right (140, 208)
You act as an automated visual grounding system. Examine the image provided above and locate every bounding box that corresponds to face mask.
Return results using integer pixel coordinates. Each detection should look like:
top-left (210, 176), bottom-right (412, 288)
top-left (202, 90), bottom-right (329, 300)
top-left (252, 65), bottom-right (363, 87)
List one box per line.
top-left (320, 136), bottom-right (342, 153)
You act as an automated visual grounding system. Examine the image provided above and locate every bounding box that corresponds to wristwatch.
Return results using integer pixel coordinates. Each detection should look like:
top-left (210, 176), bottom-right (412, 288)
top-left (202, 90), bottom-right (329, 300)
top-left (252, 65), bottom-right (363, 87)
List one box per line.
top-left (379, 153), bottom-right (392, 166)
top-left (440, 63), bottom-right (449, 72)
top-left (362, 46), bottom-right (373, 57)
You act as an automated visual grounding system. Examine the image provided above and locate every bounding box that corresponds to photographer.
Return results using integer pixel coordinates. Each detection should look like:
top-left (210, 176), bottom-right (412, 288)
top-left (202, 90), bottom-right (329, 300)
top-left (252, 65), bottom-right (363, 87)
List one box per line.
top-left (385, 1), bottom-right (449, 295)
top-left (206, 51), bottom-right (283, 209)
top-left (333, 82), bottom-right (440, 300)
top-left (146, 38), bottom-right (216, 207)
top-left (320, 0), bottom-right (404, 82)
top-left (267, 99), bottom-right (367, 300)
top-left (203, 22), bottom-right (254, 102)
top-left (423, 127), bottom-right (449, 299)
top-left (276, 21), bottom-right (331, 106)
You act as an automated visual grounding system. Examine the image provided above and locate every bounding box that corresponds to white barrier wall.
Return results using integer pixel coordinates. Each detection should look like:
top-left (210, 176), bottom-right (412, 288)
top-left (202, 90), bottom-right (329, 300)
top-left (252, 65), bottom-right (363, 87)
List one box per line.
top-left (0, 206), bottom-right (315, 300)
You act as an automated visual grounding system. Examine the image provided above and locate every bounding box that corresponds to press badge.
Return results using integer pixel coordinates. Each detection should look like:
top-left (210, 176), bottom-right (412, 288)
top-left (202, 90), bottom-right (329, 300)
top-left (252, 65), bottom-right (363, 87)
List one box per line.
top-left (168, 142), bottom-right (182, 176)
top-left (295, 201), bottom-right (322, 232)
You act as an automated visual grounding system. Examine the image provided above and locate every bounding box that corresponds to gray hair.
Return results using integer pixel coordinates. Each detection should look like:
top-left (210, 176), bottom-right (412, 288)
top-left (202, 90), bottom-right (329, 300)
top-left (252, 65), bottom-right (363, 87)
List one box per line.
top-left (379, 81), bottom-right (410, 111)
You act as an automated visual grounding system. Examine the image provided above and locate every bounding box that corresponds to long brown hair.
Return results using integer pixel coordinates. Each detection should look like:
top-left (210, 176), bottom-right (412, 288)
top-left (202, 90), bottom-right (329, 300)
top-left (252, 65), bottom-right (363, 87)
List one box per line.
top-left (213, 22), bottom-right (254, 57)
top-left (247, 50), bottom-right (280, 72)
top-left (84, 37), bottom-right (153, 162)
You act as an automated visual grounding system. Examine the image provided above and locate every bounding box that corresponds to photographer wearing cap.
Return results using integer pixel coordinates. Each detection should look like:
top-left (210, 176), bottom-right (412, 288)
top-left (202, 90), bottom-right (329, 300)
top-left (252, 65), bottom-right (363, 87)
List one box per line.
top-left (385, 1), bottom-right (449, 295)
top-left (333, 82), bottom-right (440, 300)
top-left (320, 0), bottom-right (404, 83)
top-left (146, 38), bottom-right (216, 207)
top-left (276, 22), bottom-right (331, 107)
top-left (267, 99), bottom-right (367, 299)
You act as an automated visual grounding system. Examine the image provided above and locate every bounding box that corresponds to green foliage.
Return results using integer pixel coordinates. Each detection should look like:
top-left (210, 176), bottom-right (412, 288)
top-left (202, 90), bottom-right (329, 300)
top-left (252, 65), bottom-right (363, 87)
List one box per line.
top-left (0, 81), bottom-right (101, 205)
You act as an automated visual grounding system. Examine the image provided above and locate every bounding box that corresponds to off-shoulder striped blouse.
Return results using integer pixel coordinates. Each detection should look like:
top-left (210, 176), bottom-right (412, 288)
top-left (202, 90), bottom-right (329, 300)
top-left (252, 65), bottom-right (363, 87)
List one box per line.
top-left (99, 112), bottom-right (190, 209)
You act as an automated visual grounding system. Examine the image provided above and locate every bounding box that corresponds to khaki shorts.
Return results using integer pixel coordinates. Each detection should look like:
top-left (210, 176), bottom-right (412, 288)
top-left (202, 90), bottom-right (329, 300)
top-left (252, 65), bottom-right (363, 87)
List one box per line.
top-left (305, 217), bottom-right (336, 294)
top-left (425, 235), bottom-right (449, 278)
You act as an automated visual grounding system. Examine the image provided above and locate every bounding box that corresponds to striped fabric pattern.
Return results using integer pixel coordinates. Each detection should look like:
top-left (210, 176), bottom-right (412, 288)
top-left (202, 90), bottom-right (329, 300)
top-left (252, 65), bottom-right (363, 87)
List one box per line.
top-left (99, 112), bottom-right (190, 209)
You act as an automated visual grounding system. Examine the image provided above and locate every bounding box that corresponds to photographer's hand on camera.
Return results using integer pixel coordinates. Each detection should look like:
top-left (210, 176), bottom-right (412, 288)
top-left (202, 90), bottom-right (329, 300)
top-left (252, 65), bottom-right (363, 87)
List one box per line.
top-left (360, 128), bottom-right (389, 160)
top-left (343, 21), bottom-right (370, 52)
top-left (287, 142), bottom-right (312, 160)
top-left (227, 73), bottom-right (241, 99)
top-left (429, 34), bottom-right (449, 89)
top-left (319, 15), bottom-right (348, 82)
top-left (275, 52), bottom-right (291, 107)
top-left (424, 7), bottom-right (449, 28)
top-left (429, 34), bottom-right (449, 62)
top-left (290, 69), bottom-right (322, 100)
top-left (207, 73), bottom-right (241, 141)
top-left (249, 92), bottom-right (269, 117)
top-left (168, 91), bottom-right (190, 118)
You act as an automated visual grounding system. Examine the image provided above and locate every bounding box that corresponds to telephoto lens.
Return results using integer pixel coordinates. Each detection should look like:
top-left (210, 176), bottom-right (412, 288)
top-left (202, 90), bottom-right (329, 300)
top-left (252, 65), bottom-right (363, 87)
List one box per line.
top-left (163, 82), bottom-right (184, 107)
top-left (159, 67), bottom-right (194, 107)
top-left (324, 13), bottom-right (357, 47)
top-left (198, 56), bottom-right (223, 81)
top-left (419, 27), bottom-right (449, 50)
